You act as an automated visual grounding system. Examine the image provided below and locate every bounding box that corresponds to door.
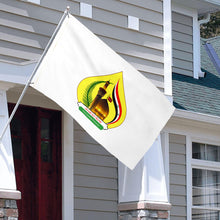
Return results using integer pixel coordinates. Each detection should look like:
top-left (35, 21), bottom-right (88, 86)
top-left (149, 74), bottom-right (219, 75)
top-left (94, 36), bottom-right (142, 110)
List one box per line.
top-left (9, 104), bottom-right (62, 220)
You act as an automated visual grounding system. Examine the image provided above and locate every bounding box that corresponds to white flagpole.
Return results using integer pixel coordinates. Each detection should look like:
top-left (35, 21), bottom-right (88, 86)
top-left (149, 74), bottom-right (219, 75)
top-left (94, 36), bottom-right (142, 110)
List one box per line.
top-left (0, 7), bottom-right (70, 142)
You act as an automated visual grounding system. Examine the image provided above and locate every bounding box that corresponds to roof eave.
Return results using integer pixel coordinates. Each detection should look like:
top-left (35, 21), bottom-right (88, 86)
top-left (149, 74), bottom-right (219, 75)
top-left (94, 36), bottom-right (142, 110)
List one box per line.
top-left (203, 0), bottom-right (220, 7)
top-left (172, 0), bottom-right (220, 16)
top-left (173, 109), bottom-right (220, 126)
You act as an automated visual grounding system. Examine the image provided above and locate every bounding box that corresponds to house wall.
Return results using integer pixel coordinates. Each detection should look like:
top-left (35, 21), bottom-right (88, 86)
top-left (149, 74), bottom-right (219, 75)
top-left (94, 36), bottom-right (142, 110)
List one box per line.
top-left (2, 0), bottom-right (165, 219)
top-left (172, 11), bottom-right (193, 77)
top-left (169, 133), bottom-right (187, 220)
top-left (167, 114), bottom-right (220, 220)
top-left (74, 121), bottom-right (118, 220)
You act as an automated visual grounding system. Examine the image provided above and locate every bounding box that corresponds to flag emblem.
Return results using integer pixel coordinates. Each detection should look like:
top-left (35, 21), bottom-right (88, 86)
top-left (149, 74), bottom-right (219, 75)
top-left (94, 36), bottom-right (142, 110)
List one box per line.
top-left (77, 72), bottom-right (126, 130)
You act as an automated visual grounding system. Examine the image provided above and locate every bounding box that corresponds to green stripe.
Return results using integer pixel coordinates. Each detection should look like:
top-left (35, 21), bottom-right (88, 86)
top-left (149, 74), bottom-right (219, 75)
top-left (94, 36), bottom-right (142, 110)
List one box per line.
top-left (79, 106), bottom-right (103, 130)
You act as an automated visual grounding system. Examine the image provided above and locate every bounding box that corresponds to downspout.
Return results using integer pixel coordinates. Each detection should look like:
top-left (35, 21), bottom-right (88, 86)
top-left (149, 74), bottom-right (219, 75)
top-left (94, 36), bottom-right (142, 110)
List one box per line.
top-left (198, 13), bottom-right (211, 77)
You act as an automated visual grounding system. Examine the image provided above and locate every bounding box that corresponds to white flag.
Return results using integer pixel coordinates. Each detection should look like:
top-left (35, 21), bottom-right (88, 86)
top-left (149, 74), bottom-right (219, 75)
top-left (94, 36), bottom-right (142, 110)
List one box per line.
top-left (31, 14), bottom-right (174, 169)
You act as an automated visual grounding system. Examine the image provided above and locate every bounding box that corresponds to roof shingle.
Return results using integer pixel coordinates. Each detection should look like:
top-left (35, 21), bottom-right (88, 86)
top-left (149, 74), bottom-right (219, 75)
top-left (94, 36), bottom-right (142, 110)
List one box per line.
top-left (173, 37), bottom-right (220, 117)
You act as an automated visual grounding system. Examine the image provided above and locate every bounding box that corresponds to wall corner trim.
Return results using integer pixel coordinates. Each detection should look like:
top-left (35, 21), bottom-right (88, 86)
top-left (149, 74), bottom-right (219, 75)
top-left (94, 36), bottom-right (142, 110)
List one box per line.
top-left (163, 0), bottom-right (172, 96)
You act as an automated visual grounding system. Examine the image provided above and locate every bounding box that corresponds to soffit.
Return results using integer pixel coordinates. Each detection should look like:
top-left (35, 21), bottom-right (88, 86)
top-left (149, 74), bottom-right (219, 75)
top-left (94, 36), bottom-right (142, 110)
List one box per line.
top-left (172, 0), bottom-right (220, 15)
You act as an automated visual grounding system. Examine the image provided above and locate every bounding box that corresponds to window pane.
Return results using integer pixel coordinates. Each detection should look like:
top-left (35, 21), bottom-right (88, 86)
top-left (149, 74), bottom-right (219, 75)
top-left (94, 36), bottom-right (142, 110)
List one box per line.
top-left (193, 168), bottom-right (220, 208)
top-left (192, 142), bottom-right (220, 162)
top-left (193, 169), bottom-right (205, 187)
top-left (41, 118), bottom-right (50, 139)
top-left (41, 141), bottom-right (52, 162)
top-left (207, 145), bottom-right (220, 162)
top-left (192, 209), bottom-right (220, 220)
top-left (193, 169), bottom-right (206, 206)
top-left (192, 142), bottom-right (205, 160)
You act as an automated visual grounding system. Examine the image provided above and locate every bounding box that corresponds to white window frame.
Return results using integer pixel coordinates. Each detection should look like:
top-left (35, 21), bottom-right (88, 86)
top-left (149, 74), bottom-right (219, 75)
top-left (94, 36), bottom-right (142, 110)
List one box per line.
top-left (187, 137), bottom-right (220, 220)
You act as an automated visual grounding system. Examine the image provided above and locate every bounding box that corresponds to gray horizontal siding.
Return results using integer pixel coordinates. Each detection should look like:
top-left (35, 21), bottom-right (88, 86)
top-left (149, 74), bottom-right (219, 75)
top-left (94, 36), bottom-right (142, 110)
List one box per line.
top-left (73, 0), bottom-right (163, 22)
top-left (75, 175), bottom-right (117, 190)
top-left (0, 39), bottom-right (42, 61)
top-left (74, 121), bottom-right (118, 220)
top-left (172, 11), bottom-right (193, 77)
top-left (75, 210), bottom-right (118, 220)
top-left (1, 0), bottom-right (164, 90)
top-left (2, 1), bottom-right (165, 217)
top-left (1, 1), bottom-right (165, 219)
top-left (75, 198), bottom-right (117, 212)
top-left (118, 0), bottom-right (163, 13)
top-left (169, 134), bottom-right (187, 220)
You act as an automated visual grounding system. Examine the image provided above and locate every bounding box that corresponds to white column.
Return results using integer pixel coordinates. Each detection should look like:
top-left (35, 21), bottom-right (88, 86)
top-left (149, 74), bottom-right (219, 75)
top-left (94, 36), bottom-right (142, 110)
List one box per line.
top-left (0, 85), bottom-right (16, 190)
top-left (118, 135), bottom-right (168, 203)
top-left (62, 111), bottom-right (74, 220)
top-left (163, 0), bottom-right (172, 97)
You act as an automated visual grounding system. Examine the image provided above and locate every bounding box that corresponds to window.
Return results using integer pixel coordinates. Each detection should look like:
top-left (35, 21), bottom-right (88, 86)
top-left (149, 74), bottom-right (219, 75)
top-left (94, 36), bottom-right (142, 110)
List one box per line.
top-left (191, 142), bottom-right (220, 219)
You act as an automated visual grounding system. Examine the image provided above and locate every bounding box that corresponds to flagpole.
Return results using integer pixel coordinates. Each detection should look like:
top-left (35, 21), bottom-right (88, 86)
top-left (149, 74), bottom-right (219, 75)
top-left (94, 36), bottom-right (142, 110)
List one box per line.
top-left (0, 7), bottom-right (70, 142)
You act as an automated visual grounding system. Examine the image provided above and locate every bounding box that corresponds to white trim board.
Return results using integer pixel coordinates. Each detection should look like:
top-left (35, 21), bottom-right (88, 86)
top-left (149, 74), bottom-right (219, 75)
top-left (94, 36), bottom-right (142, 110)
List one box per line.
top-left (174, 109), bottom-right (220, 126)
top-left (161, 131), bottom-right (170, 201)
top-left (163, 0), bottom-right (172, 96)
top-left (0, 61), bottom-right (36, 85)
top-left (186, 135), bottom-right (192, 220)
top-left (62, 112), bottom-right (74, 220)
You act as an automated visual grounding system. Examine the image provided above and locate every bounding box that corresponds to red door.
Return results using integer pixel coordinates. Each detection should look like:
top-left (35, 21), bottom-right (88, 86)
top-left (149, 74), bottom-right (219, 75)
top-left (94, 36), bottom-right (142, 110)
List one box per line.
top-left (9, 105), bottom-right (62, 220)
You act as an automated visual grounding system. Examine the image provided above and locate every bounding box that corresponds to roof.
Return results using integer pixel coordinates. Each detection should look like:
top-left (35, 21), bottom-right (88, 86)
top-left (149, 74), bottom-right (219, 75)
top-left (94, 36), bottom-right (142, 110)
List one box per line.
top-left (172, 37), bottom-right (220, 117)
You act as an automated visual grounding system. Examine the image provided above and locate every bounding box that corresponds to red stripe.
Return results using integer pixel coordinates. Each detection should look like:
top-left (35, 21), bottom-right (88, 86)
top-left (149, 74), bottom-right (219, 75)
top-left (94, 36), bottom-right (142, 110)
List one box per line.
top-left (111, 80), bottom-right (122, 124)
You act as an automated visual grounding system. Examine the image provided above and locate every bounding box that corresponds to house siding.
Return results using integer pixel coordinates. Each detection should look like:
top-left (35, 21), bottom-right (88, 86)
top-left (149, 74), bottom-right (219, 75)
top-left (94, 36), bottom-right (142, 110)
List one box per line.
top-left (172, 11), bottom-right (193, 77)
top-left (1, 0), bottom-right (165, 219)
top-left (169, 134), bottom-right (187, 220)
top-left (0, 0), bottom-right (164, 90)
top-left (74, 121), bottom-right (118, 220)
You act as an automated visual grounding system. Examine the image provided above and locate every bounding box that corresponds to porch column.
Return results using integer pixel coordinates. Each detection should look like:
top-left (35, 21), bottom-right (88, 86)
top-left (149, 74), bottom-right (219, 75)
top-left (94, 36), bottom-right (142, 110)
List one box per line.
top-left (118, 135), bottom-right (171, 219)
top-left (0, 83), bottom-right (21, 220)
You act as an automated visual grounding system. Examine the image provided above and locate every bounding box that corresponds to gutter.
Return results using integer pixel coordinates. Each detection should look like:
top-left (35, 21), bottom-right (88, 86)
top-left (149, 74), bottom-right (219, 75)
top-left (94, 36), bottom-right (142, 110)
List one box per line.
top-left (173, 108), bottom-right (220, 125)
top-left (198, 13), bottom-right (211, 25)
top-left (203, 0), bottom-right (220, 6)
